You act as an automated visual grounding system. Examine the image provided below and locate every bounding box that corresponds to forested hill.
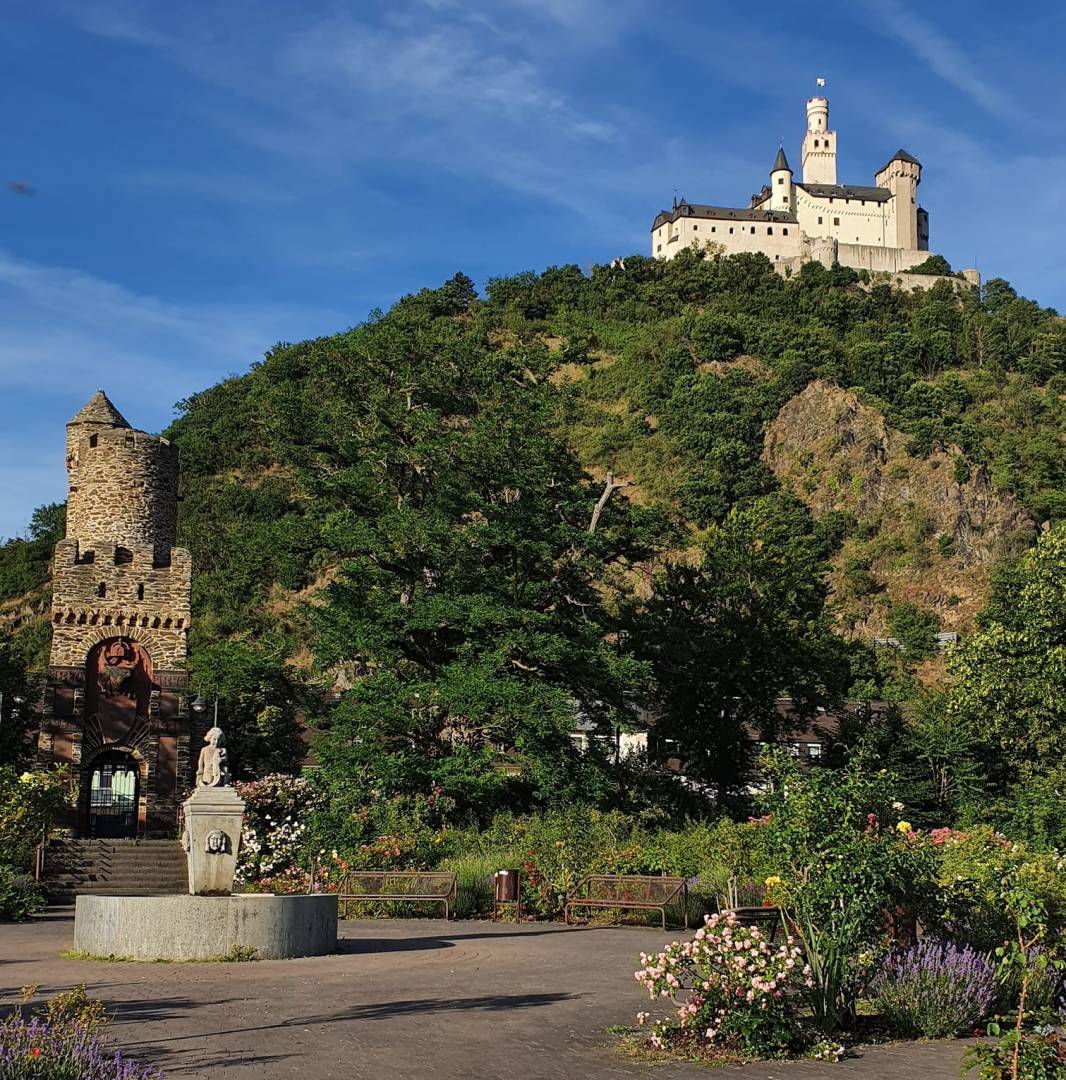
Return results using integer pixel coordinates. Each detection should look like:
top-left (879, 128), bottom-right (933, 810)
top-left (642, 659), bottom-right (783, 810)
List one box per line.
top-left (2, 251), bottom-right (1065, 794)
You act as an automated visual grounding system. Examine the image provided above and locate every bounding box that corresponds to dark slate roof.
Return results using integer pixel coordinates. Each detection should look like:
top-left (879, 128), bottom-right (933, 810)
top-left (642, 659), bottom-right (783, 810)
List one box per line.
top-left (797, 182), bottom-right (892, 203)
top-left (878, 148), bottom-right (922, 173)
top-left (652, 202), bottom-right (798, 229)
top-left (772, 146), bottom-right (791, 172)
top-left (69, 390), bottom-right (130, 428)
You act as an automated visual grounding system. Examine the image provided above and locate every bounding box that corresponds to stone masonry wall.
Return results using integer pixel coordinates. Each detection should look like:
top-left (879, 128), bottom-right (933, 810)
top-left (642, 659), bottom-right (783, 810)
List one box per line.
top-left (66, 427), bottom-right (179, 565)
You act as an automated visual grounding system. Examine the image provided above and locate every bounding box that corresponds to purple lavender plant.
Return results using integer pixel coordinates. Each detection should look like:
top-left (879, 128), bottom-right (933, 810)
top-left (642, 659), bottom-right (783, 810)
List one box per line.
top-left (0, 1014), bottom-right (164, 1079)
top-left (869, 939), bottom-right (997, 1039)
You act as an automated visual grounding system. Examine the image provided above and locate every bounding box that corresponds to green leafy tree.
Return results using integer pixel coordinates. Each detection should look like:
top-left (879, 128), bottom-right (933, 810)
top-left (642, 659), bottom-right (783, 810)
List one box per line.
top-left (633, 494), bottom-right (851, 803)
top-left (948, 524), bottom-right (1066, 786)
top-left (265, 284), bottom-right (664, 812)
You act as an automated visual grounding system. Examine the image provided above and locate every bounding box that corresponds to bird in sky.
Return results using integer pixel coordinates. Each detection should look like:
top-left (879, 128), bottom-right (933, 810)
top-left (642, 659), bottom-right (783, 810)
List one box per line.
top-left (8, 180), bottom-right (35, 195)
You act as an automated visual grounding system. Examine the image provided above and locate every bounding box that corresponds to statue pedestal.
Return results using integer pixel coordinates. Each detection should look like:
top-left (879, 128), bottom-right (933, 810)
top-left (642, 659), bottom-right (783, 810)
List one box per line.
top-left (182, 785), bottom-right (245, 896)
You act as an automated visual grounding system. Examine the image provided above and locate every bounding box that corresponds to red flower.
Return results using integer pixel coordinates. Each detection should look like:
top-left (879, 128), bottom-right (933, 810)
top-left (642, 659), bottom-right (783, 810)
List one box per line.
top-left (30, 1048), bottom-right (42, 1058)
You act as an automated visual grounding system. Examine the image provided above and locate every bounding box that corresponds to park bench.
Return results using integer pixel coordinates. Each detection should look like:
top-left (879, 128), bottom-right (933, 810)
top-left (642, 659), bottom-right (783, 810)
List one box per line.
top-left (724, 905), bottom-right (785, 942)
top-left (336, 871), bottom-right (457, 920)
top-left (564, 874), bottom-right (688, 930)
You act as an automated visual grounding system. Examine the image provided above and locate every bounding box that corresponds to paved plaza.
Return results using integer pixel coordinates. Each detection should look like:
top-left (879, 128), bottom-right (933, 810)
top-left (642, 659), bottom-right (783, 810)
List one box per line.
top-left (3, 910), bottom-right (972, 1080)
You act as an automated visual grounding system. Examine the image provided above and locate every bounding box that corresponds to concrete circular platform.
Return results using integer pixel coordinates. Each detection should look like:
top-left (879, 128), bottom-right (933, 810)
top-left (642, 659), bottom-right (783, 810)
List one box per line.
top-left (73, 893), bottom-right (337, 960)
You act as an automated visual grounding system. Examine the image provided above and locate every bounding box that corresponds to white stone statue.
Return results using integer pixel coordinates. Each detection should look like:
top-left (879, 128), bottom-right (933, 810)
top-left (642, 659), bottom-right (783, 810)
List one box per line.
top-left (196, 726), bottom-right (230, 788)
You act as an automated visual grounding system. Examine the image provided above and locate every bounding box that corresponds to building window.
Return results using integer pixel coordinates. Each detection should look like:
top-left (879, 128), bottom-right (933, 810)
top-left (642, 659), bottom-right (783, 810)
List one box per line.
top-left (783, 227), bottom-right (789, 235)
top-left (807, 743), bottom-right (823, 760)
top-left (88, 434), bottom-right (98, 448)
top-left (656, 244), bottom-right (661, 252)
top-left (834, 217), bottom-right (840, 226)
top-left (97, 582), bottom-right (107, 598)
top-left (750, 226), bottom-right (755, 234)
top-left (693, 225), bottom-right (698, 231)
top-left (711, 226), bottom-right (716, 233)
top-left (729, 227), bottom-right (734, 234)
top-left (776, 176), bottom-right (784, 185)
top-left (137, 583), bottom-right (145, 601)
top-left (767, 226), bottom-right (773, 234)
top-left (818, 216), bottom-right (823, 225)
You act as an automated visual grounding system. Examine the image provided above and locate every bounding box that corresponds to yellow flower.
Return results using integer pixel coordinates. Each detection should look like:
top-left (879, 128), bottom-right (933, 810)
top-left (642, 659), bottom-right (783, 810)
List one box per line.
top-left (764, 875), bottom-right (783, 887)
top-left (897, 821), bottom-right (912, 833)
top-left (18, 772), bottom-right (35, 784)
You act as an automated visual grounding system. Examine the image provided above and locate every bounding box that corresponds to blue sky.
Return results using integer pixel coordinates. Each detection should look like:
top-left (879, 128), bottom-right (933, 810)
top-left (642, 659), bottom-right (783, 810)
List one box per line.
top-left (2, 0), bottom-right (1064, 540)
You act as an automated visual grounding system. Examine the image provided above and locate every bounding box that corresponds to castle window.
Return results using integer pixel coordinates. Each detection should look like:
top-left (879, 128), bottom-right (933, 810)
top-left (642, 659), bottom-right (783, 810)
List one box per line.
top-left (114, 547), bottom-right (132, 565)
top-left (693, 225), bottom-right (698, 230)
top-left (729, 227), bottom-right (734, 234)
top-left (711, 226), bottom-right (716, 233)
top-left (137, 583), bottom-right (145, 601)
top-left (97, 582), bottom-right (107, 598)
top-left (767, 226), bottom-right (773, 234)
top-left (656, 244), bottom-right (661, 252)
top-left (834, 217), bottom-right (840, 226)
top-left (78, 549), bottom-right (95, 565)
top-left (783, 228), bottom-right (789, 235)
top-left (124, 433), bottom-right (134, 446)
top-left (776, 177), bottom-right (784, 185)
top-left (89, 434), bottom-right (98, 448)
top-left (750, 226), bottom-right (755, 234)
top-left (818, 216), bottom-right (823, 225)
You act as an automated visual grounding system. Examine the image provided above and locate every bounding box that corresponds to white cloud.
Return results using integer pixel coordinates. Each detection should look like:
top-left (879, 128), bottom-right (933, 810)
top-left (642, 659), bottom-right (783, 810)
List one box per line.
top-left (857, 0), bottom-right (1018, 119)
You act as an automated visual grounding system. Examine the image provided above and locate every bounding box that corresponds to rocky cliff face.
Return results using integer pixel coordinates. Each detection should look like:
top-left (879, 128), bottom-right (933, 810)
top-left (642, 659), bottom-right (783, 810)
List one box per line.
top-left (764, 380), bottom-right (1035, 637)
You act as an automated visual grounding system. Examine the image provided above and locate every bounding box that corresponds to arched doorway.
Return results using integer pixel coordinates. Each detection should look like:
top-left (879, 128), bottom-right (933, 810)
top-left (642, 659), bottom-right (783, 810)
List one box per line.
top-left (87, 750), bottom-right (140, 838)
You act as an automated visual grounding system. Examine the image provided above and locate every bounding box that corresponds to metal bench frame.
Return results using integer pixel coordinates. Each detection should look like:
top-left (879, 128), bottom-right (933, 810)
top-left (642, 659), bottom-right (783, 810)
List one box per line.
top-left (564, 874), bottom-right (688, 930)
top-left (724, 905), bottom-right (785, 941)
top-left (336, 870), bottom-right (457, 920)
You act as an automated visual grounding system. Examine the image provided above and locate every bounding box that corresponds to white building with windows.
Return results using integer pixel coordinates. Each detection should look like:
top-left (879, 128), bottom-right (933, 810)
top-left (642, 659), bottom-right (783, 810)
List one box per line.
top-left (651, 94), bottom-right (944, 277)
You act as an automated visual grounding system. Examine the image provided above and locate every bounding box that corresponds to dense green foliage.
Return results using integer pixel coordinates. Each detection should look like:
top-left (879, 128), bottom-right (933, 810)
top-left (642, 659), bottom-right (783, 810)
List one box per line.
top-left (0, 251), bottom-right (1064, 816)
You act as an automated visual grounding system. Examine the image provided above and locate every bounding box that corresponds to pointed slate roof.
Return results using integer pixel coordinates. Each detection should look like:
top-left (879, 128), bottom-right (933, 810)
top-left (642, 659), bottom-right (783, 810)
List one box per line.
top-left (69, 390), bottom-right (130, 428)
top-left (772, 146), bottom-right (791, 173)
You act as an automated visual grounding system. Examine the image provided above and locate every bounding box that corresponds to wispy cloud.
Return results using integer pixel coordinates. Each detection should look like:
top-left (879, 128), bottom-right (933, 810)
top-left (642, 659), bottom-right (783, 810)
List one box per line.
top-left (0, 250), bottom-right (344, 538)
top-left (857, 0), bottom-right (1017, 119)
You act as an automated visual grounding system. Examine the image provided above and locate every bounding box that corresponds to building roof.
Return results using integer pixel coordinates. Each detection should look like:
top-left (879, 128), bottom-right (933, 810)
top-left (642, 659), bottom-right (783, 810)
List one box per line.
top-left (797, 182), bottom-right (892, 203)
top-left (772, 146), bottom-right (791, 172)
top-left (878, 148), bottom-right (922, 173)
top-left (652, 201), bottom-right (798, 230)
top-left (69, 390), bottom-right (130, 428)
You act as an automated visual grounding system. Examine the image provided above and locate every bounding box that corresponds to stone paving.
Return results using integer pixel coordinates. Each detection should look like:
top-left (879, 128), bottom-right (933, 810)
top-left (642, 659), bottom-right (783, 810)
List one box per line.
top-left (2, 910), bottom-right (973, 1079)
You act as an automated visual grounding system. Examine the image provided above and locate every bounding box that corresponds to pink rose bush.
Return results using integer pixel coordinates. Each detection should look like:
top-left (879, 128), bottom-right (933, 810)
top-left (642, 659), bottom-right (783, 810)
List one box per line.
top-left (634, 910), bottom-right (810, 1058)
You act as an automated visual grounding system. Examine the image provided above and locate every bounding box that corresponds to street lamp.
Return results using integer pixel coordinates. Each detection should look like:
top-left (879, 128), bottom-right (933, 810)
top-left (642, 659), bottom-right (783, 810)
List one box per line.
top-left (190, 687), bottom-right (219, 725)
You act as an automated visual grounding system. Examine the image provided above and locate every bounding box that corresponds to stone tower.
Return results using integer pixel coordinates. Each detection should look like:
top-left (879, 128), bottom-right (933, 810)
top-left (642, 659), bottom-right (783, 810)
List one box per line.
top-left (39, 391), bottom-right (193, 838)
top-left (770, 146), bottom-right (793, 213)
top-left (801, 96), bottom-right (837, 185)
top-left (876, 149), bottom-right (923, 250)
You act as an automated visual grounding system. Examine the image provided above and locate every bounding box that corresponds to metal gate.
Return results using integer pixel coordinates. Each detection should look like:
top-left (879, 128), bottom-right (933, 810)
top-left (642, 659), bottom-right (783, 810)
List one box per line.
top-left (88, 752), bottom-right (139, 838)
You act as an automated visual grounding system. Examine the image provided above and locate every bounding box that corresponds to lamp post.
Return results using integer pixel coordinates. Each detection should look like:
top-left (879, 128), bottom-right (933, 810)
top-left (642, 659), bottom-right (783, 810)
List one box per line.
top-left (190, 687), bottom-right (219, 725)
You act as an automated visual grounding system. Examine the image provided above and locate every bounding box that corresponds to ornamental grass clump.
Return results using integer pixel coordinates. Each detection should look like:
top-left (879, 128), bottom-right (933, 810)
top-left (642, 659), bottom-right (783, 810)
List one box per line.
top-left (634, 910), bottom-right (810, 1059)
top-left (870, 939), bottom-right (997, 1038)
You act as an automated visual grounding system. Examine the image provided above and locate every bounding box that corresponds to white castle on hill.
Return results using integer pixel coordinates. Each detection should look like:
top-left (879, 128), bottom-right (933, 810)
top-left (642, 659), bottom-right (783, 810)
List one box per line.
top-left (651, 92), bottom-right (976, 283)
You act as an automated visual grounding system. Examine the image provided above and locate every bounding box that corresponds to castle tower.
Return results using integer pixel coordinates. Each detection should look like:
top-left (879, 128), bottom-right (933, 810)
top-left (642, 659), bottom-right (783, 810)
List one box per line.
top-left (801, 96), bottom-right (837, 185)
top-left (39, 391), bottom-right (193, 838)
top-left (770, 146), bottom-right (793, 212)
top-left (876, 149), bottom-right (923, 250)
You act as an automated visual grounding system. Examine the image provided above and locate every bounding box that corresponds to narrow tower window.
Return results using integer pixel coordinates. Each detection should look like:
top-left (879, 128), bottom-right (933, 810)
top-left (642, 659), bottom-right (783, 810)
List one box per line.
top-left (97, 582), bottom-right (107, 598)
top-left (137, 583), bottom-right (145, 601)
top-left (88, 434), bottom-right (98, 448)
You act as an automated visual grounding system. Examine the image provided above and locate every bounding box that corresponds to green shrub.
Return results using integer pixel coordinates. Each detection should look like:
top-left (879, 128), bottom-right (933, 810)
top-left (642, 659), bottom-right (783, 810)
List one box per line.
top-left (0, 865), bottom-right (45, 922)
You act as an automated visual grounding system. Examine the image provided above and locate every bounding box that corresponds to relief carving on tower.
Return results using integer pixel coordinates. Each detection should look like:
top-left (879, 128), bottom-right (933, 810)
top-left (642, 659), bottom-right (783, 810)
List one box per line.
top-left (85, 637), bottom-right (154, 743)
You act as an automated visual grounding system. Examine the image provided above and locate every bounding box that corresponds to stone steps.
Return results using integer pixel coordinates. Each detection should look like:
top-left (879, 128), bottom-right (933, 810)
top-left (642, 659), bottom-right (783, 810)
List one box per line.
top-left (41, 839), bottom-right (189, 900)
